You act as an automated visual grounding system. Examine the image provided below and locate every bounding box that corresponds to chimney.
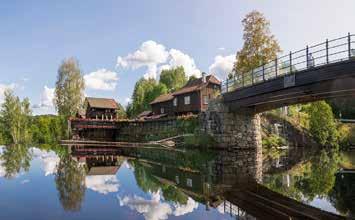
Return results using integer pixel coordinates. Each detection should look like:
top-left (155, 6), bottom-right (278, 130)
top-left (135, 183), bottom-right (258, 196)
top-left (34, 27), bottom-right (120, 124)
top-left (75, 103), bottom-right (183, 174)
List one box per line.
top-left (202, 72), bottom-right (207, 83)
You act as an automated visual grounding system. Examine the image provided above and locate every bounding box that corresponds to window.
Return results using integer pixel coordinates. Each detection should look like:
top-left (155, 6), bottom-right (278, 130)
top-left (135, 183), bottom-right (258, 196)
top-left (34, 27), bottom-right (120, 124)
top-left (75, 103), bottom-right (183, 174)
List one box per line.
top-left (186, 178), bottom-right (193, 187)
top-left (160, 107), bottom-right (164, 114)
top-left (184, 96), bottom-right (190, 105)
top-left (203, 95), bottom-right (208, 105)
top-left (173, 98), bottom-right (177, 106)
top-left (175, 176), bottom-right (180, 184)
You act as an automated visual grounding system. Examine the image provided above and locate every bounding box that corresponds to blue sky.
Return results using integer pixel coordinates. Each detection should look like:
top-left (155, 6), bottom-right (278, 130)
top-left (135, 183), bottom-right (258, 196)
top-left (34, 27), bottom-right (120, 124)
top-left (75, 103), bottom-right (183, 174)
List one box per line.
top-left (1, 0), bottom-right (355, 115)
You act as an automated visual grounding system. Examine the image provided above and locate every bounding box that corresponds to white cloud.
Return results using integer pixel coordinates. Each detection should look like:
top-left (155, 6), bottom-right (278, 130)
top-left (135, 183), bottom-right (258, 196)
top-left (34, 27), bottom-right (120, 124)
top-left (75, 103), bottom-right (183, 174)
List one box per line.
top-left (118, 188), bottom-right (199, 220)
top-left (166, 49), bottom-right (201, 78)
top-left (117, 41), bottom-right (169, 79)
top-left (0, 83), bottom-right (16, 104)
top-left (31, 148), bottom-right (60, 176)
top-left (208, 54), bottom-right (235, 80)
top-left (21, 179), bottom-right (30, 184)
top-left (0, 161), bottom-right (5, 178)
top-left (118, 191), bottom-right (172, 220)
top-left (32, 86), bottom-right (56, 115)
top-left (40, 86), bottom-right (55, 107)
top-left (125, 97), bottom-right (131, 104)
top-left (84, 69), bottom-right (119, 91)
top-left (218, 47), bottom-right (225, 51)
top-left (85, 175), bottom-right (120, 194)
top-left (116, 41), bottom-right (201, 79)
top-left (173, 197), bottom-right (198, 216)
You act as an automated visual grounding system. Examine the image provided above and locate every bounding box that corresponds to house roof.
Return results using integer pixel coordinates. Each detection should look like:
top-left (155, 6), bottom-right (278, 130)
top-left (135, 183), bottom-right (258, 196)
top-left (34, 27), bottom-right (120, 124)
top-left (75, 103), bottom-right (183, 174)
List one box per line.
top-left (149, 74), bottom-right (221, 105)
top-left (172, 74), bottom-right (221, 95)
top-left (85, 97), bottom-right (119, 109)
top-left (137, 110), bottom-right (153, 118)
top-left (87, 166), bottom-right (120, 175)
top-left (150, 93), bottom-right (174, 105)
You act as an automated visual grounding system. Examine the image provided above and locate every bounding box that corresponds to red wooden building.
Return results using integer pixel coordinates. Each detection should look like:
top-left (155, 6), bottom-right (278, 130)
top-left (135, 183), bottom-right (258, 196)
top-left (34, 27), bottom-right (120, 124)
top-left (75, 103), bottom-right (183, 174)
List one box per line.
top-left (150, 74), bottom-right (221, 116)
top-left (82, 97), bottom-right (119, 120)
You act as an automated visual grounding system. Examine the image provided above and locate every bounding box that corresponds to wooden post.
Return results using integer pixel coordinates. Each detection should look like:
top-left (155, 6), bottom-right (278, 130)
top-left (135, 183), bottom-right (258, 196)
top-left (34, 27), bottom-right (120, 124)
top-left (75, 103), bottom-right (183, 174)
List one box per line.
top-left (326, 39), bottom-right (329, 64)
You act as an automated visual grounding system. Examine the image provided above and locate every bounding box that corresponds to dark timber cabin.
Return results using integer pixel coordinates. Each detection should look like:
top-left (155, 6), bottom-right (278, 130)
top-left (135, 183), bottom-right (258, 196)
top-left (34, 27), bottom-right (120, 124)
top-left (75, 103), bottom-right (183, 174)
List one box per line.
top-left (150, 73), bottom-right (221, 116)
top-left (83, 97), bottom-right (119, 120)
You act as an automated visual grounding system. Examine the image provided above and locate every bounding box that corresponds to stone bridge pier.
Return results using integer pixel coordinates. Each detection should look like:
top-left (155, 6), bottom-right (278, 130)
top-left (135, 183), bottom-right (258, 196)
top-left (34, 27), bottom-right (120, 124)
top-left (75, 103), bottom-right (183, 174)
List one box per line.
top-left (200, 97), bottom-right (262, 150)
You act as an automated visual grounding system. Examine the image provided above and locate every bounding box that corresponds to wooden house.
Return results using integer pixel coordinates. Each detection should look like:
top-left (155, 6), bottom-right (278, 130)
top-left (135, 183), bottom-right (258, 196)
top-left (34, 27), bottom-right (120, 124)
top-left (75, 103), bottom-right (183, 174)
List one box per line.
top-left (83, 97), bottom-right (119, 120)
top-left (150, 74), bottom-right (221, 116)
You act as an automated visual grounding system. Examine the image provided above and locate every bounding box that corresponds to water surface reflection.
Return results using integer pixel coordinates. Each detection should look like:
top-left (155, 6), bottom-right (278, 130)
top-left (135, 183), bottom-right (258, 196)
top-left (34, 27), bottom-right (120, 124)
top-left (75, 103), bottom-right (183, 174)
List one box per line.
top-left (0, 144), bottom-right (354, 219)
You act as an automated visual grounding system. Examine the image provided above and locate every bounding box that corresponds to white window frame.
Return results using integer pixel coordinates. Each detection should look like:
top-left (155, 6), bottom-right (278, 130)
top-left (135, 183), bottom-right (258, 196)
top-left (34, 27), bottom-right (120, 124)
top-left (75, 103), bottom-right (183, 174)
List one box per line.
top-left (184, 96), bottom-right (190, 105)
top-left (203, 95), bottom-right (208, 105)
top-left (173, 97), bottom-right (177, 106)
top-left (160, 107), bottom-right (164, 114)
top-left (186, 178), bottom-right (193, 187)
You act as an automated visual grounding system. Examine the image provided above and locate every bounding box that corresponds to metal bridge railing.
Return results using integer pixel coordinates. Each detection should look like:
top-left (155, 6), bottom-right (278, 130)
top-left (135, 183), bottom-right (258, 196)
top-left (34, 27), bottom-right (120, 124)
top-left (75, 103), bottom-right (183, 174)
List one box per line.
top-left (222, 33), bottom-right (355, 93)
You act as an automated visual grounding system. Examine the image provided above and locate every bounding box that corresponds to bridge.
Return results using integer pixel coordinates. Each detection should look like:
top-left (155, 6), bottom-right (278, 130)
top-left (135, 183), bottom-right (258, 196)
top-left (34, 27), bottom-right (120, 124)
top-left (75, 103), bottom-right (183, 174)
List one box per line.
top-left (201, 33), bottom-right (355, 148)
top-left (221, 33), bottom-right (355, 112)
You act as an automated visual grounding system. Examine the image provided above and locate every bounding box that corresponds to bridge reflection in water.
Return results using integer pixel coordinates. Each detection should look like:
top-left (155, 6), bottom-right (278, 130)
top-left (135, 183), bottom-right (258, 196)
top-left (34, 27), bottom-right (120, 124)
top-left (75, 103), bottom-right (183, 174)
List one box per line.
top-left (65, 144), bottom-right (347, 220)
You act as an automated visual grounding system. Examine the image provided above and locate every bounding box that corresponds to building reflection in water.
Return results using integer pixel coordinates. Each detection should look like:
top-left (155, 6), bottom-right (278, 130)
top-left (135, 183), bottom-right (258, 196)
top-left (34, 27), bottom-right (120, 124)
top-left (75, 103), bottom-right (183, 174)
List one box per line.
top-left (64, 143), bottom-right (348, 219)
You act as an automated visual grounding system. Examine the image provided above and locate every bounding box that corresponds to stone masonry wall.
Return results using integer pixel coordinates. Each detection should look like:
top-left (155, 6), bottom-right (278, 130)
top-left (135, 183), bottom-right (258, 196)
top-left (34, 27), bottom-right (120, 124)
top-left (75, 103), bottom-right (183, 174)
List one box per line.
top-left (200, 97), bottom-right (262, 150)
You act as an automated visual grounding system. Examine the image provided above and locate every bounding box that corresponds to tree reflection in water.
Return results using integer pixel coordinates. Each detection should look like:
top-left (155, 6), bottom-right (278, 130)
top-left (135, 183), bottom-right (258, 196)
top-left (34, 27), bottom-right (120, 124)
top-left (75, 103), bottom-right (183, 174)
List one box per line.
top-left (0, 144), bottom-right (32, 179)
top-left (55, 154), bottom-right (87, 212)
top-left (329, 172), bottom-right (355, 217)
top-left (130, 160), bottom-right (189, 205)
top-left (295, 150), bottom-right (340, 201)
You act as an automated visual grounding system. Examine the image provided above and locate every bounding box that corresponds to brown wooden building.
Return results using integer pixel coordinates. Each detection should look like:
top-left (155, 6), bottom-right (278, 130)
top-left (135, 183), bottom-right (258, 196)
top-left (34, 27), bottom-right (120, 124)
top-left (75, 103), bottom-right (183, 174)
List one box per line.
top-left (150, 74), bottom-right (221, 116)
top-left (83, 97), bottom-right (119, 120)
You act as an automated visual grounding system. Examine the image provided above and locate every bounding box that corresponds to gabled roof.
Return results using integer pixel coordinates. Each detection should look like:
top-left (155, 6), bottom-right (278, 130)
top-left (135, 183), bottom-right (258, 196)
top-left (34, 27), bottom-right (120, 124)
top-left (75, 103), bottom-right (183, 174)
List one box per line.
top-left (87, 166), bottom-right (120, 175)
top-left (85, 97), bottom-right (119, 109)
top-left (137, 110), bottom-right (153, 118)
top-left (172, 74), bottom-right (221, 96)
top-left (150, 93), bottom-right (174, 105)
top-left (149, 74), bottom-right (221, 105)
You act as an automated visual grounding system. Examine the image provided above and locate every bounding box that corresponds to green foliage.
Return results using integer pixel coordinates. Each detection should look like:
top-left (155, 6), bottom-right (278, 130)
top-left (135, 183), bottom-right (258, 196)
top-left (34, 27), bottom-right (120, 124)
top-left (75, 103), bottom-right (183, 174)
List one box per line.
top-left (295, 150), bottom-right (339, 201)
top-left (130, 160), bottom-right (161, 193)
top-left (161, 185), bottom-right (188, 205)
top-left (159, 66), bottom-right (187, 92)
top-left (184, 133), bottom-right (216, 148)
top-left (329, 172), bottom-right (355, 217)
top-left (0, 89), bottom-right (32, 144)
top-left (176, 116), bottom-right (199, 134)
top-left (116, 103), bottom-right (127, 119)
top-left (31, 115), bottom-right (67, 144)
top-left (129, 78), bottom-right (167, 117)
top-left (233, 10), bottom-right (281, 75)
top-left (187, 75), bottom-right (197, 83)
top-left (262, 134), bottom-right (286, 148)
top-left (306, 101), bottom-right (339, 147)
top-left (55, 154), bottom-right (87, 212)
top-left (0, 144), bottom-right (32, 179)
top-left (54, 57), bottom-right (85, 118)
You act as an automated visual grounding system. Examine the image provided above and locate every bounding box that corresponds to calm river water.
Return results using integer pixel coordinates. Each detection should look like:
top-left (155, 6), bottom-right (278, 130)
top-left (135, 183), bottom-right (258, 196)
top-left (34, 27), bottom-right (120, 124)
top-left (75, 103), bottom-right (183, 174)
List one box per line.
top-left (0, 144), bottom-right (354, 220)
